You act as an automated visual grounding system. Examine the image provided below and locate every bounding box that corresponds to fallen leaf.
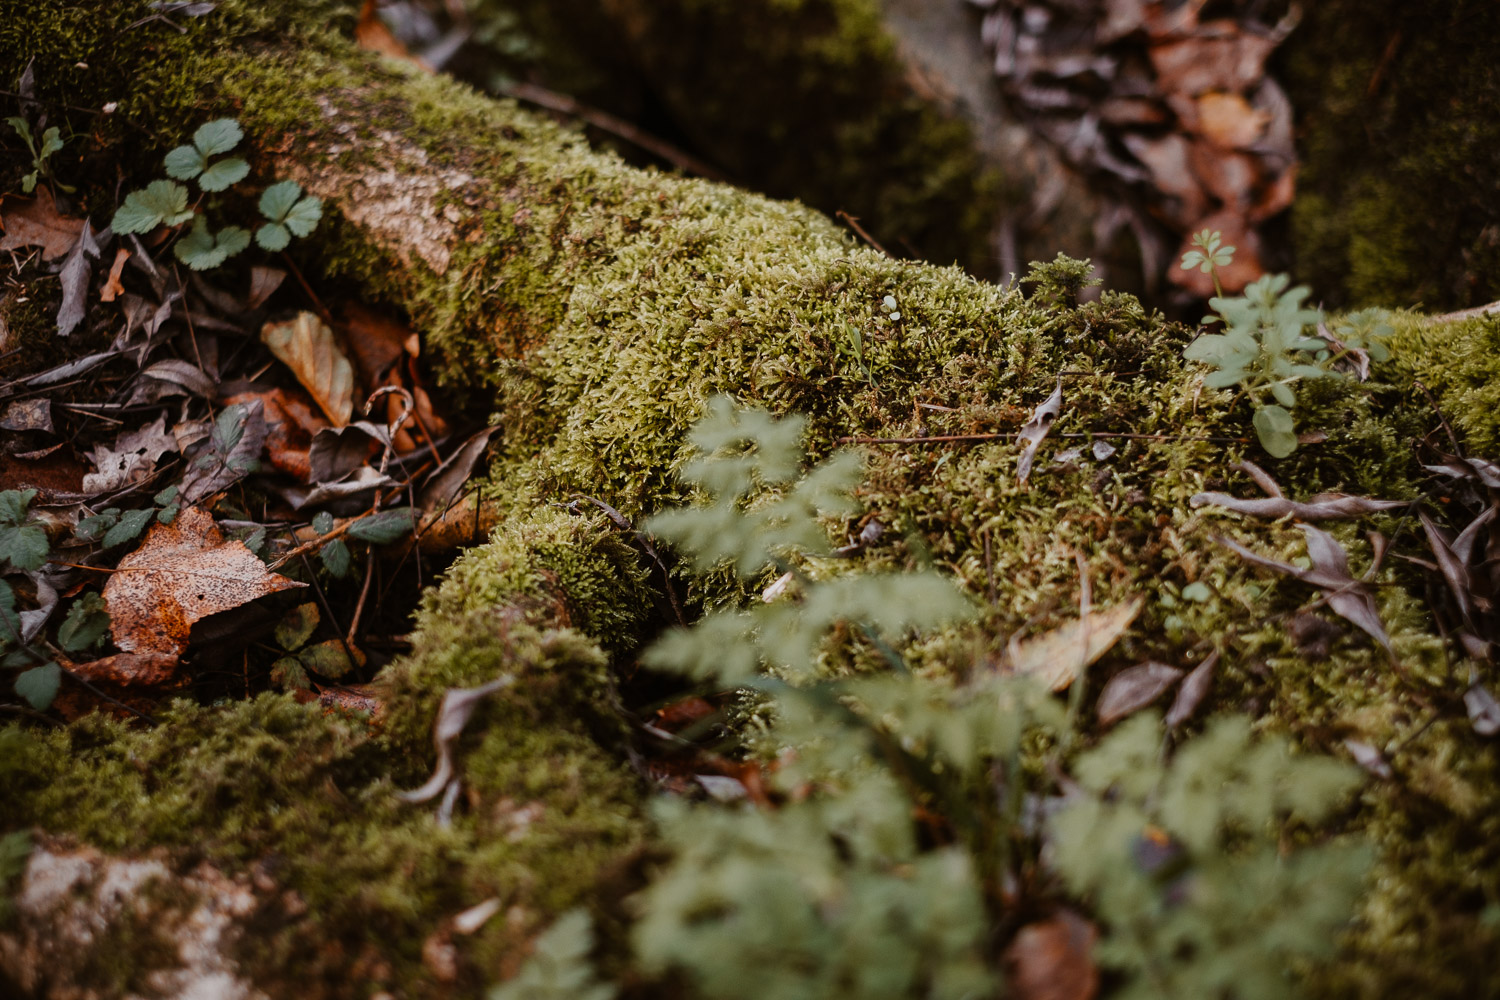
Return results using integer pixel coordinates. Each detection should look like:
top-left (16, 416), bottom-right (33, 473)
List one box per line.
top-left (1216, 525), bottom-right (1391, 652)
top-left (341, 302), bottom-right (415, 390)
top-left (100, 247), bottom-right (130, 302)
top-left (132, 358), bottom-right (217, 401)
top-left (68, 651), bottom-right (180, 687)
top-left (247, 265), bottom-right (285, 309)
top-left (1344, 739), bottom-right (1394, 780)
top-left (1465, 684), bottom-right (1500, 737)
top-left (1191, 491), bottom-right (1406, 520)
top-left (1164, 649), bottom-right (1219, 727)
top-left (310, 421), bottom-right (386, 484)
top-left (82, 414), bottom-right (178, 493)
top-left (225, 387), bottom-right (326, 481)
top-left (0, 187), bottom-right (85, 260)
top-left (399, 675), bottom-right (517, 803)
top-left (1194, 91), bottom-right (1269, 149)
top-left (1148, 32), bottom-right (1276, 96)
top-left (1420, 512), bottom-right (1476, 624)
top-left (261, 312), bottom-right (355, 426)
top-left (179, 399), bottom-right (268, 503)
top-left (319, 683), bottom-right (382, 722)
top-left (56, 220), bottom-right (100, 336)
top-left (419, 426), bottom-right (499, 512)
top-left (103, 505), bottom-right (305, 663)
top-left (1004, 909), bottom-right (1099, 1000)
top-left (0, 398), bottom-right (53, 433)
top-left (1425, 454), bottom-right (1500, 489)
top-left (1017, 381), bottom-right (1063, 486)
top-left (356, 0), bottom-right (431, 70)
top-left (1096, 660), bottom-right (1184, 725)
top-left (1006, 597), bottom-right (1144, 691)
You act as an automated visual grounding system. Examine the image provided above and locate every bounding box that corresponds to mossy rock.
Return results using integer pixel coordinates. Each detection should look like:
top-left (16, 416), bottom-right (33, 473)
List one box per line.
top-left (2, 2), bottom-right (1499, 996)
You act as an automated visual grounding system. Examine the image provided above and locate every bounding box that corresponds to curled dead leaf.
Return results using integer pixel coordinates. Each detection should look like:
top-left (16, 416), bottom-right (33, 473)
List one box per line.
top-left (1096, 660), bottom-right (1184, 725)
top-left (400, 675), bottom-right (517, 804)
top-left (1017, 381), bottom-right (1063, 486)
top-left (1004, 909), bottom-right (1099, 1000)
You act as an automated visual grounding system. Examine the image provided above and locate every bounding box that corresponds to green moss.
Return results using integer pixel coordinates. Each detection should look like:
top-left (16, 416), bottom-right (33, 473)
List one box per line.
top-left (1, 614), bottom-right (644, 997)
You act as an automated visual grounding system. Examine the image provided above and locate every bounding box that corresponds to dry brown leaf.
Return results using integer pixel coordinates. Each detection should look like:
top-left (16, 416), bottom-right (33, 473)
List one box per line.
top-left (1005, 597), bottom-right (1144, 691)
top-left (1004, 909), bottom-right (1099, 1000)
top-left (1149, 31), bottom-right (1275, 96)
top-left (261, 311), bottom-right (355, 426)
top-left (82, 414), bottom-right (178, 494)
top-left (225, 388), bottom-right (327, 482)
top-left (247, 265), bottom-right (286, 309)
top-left (400, 675), bottom-right (517, 804)
top-left (103, 506), bottom-right (306, 663)
top-left (1164, 649), bottom-right (1219, 727)
top-left (100, 247), bottom-right (130, 302)
top-left (1195, 91), bottom-right (1269, 150)
top-left (0, 187), bottom-right (85, 260)
top-left (1121, 133), bottom-right (1206, 228)
top-left (1096, 660), bottom-right (1184, 725)
top-left (341, 302), bottom-right (416, 390)
top-left (1016, 381), bottom-right (1063, 486)
top-left (1191, 490), bottom-right (1406, 521)
top-left (68, 651), bottom-right (180, 687)
top-left (356, 0), bottom-right (432, 70)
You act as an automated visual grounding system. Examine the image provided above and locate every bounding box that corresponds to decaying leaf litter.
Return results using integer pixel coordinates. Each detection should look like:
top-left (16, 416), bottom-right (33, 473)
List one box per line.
top-left (0, 174), bottom-right (498, 716)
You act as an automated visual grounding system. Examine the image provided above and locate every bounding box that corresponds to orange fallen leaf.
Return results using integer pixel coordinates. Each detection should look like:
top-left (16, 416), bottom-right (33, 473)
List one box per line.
top-left (341, 302), bottom-right (416, 390)
top-left (103, 506), bottom-right (306, 665)
top-left (0, 187), bottom-right (86, 260)
top-left (1195, 91), bottom-right (1270, 150)
top-left (225, 387), bottom-right (328, 481)
top-left (1004, 910), bottom-right (1099, 1000)
top-left (356, 0), bottom-right (432, 70)
top-left (69, 651), bottom-right (180, 687)
top-left (261, 311), bottom-right (356, 427)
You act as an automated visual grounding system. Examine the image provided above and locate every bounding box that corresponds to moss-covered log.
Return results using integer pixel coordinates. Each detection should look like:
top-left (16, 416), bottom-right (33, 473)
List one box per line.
top-left (2, 2), bottom-right (1500, 997)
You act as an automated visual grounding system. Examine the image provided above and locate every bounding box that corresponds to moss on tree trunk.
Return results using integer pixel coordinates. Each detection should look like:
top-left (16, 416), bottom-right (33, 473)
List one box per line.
top-left (2, 1), bottom-right (1500, 997)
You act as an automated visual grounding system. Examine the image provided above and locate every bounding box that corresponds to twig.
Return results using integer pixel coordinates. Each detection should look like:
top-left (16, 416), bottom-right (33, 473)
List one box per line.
top-left (279, 251), bottom-right (335, 329)
top-left (266, 506), bottom-right (387, 571)
top-left (836, 430), bottom-right (1248, 445)
top-left (835, 210), bottom-right (891, 257)
top-left (346, 549), bottom-right (376, 645)
top-left (499, 81), bottom-right (725, 181)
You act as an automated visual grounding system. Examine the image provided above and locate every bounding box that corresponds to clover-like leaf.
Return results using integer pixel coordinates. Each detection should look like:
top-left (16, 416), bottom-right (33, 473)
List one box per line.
top-left (111, 179), bottom-right (194, 234)
top-left (197, 156), bottom-right (250, 192)
top-left (174, 217), bottom-right (250, 270)
top-left (255, 222), bottom-right (290, 252)
top-left (14, 662), bottom-right (61, 711)
top-left (1253, 404), bottom-right (1297, 458)
top-left (164, 143), bottom-right (208, 180)
top-left (191, 118), bottom-right (243, 157)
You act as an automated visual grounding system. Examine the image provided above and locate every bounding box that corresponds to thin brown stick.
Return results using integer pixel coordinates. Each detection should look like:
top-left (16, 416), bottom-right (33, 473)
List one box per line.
top-left (836, 430), bottom-right (1247, 445)
top-left (279, 251), bottom-right (336, 329)
top-left (835, 211), bottom-right (892, 257)
top-left (500, 81), bottom-right (725, 181)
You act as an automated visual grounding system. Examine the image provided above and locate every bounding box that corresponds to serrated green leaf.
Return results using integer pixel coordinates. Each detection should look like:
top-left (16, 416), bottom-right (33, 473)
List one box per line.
top-left (15, 662), bottom-right (60, 710)
top-left (196, 156), bottom-right (249, 192)
top-left (258, 179), bottom-right (302, 222)
top-left (157, 504), bottom-right (179, 524)
top-left (0, 489), bottom-right (36, 525)
top-left (75, 510), bottom-right (120, 542)
top-left (111, 179), bottom-right (194, 234)
top-left (102, 507), bottom-right (155, 548)
top-left (282, 194), bottom-right (321, 237)
top-left (153, 486), bottom-right (179, 506)
top-left (163, 143), bottom-right (206, 180)
top-left (348, 508), bottom-right (415, 544)
top-left (0, 522), bottom-right (49, 571)
top-left (175, 217), bottom-right (249, 270)
top-left (254, 222), bottom-right (290, 252)
top-left (312, 512), bottom-right (335, 535)
top-left (6, 117), bottom-right (31, 144)
top-left (38, 127), bottom-right (62, 159)
top-left (58, 593), bottom-right (110, 653)
top-left (275, 602), bottom-right (320, 651)
top-left (192, 118), bottom-right (243, 157)
top-left (320, 538), bottom-right (351, 577)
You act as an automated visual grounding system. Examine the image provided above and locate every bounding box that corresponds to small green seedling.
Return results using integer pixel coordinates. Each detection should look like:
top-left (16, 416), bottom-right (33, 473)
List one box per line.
top-left (111, 117), bottom-right (322, 271)
top-left (1180, 233), bottom-right (1336, 458)
top-left (6, 117), bottom-right (71, 194)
